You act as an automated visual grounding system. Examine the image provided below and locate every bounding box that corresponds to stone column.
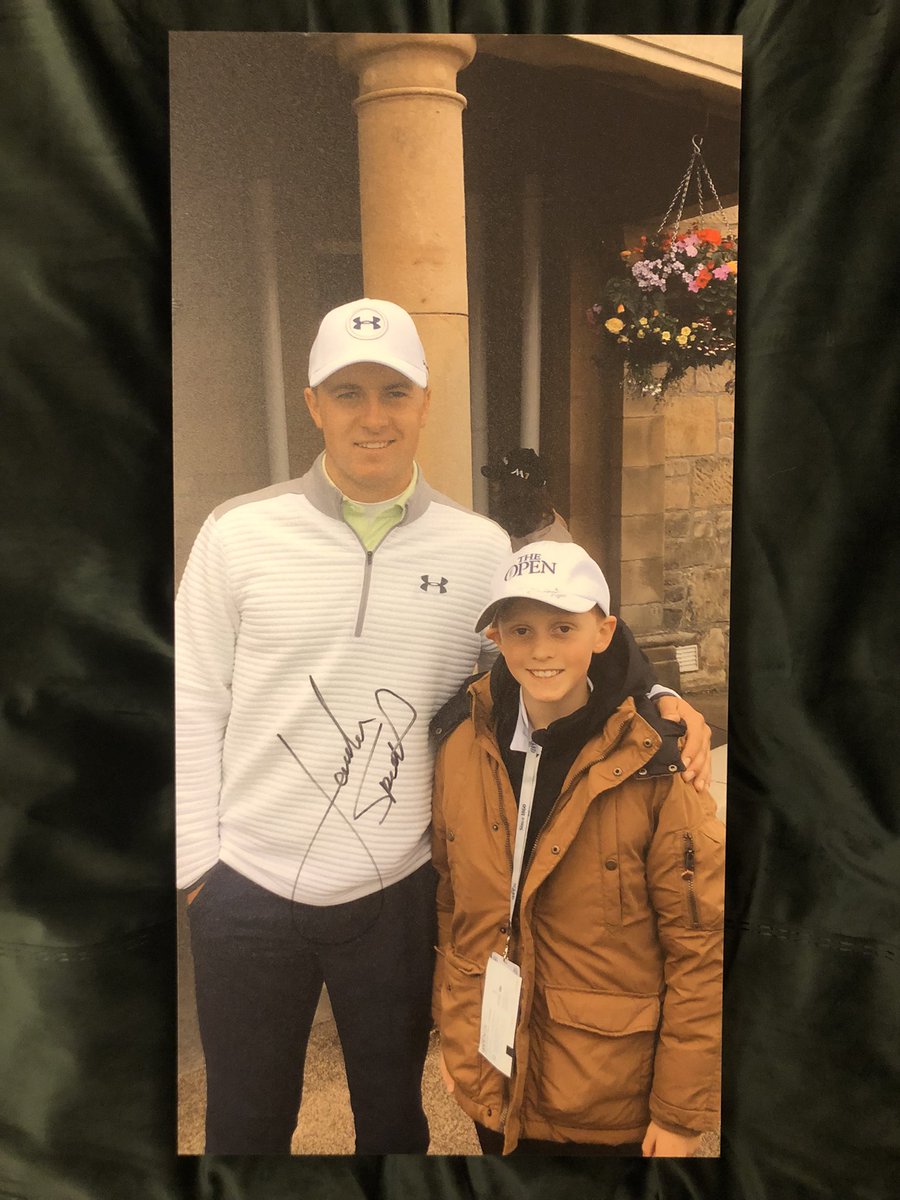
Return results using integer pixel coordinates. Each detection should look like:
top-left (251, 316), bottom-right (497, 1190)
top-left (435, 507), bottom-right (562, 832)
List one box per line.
top-left (337, 34), bottom-right (477, 504)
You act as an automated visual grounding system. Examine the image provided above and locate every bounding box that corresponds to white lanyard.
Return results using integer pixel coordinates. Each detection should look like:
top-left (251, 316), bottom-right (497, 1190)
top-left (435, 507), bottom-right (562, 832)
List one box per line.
top-left (506, 736), bottom-right (542, 940)
top-left (480, 713), bottom-right (542, 1075)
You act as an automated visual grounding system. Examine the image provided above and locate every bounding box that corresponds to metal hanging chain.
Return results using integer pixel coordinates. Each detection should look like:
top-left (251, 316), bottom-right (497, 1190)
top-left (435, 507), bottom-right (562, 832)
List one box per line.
top-left (697, 144), bottom-right (736, 238)
top-left (695, 152), bottom-right (706, 224)
top-left (656, 136), bottom-right (735, 240)
top-left (656, 144), bottom-right (697, 236)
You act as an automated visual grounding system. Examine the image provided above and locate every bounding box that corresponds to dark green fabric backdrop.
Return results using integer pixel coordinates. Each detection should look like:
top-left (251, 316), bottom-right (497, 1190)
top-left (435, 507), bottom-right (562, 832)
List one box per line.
top-left (1, 1), bottom-right (898, 1197)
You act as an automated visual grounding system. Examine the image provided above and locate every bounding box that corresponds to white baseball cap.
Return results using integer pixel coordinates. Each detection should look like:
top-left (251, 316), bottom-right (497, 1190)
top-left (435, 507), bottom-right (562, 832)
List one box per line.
top-left (308, 298), bottom-right (429, 388)
top-left (475, 541), bottom-right (611, 632)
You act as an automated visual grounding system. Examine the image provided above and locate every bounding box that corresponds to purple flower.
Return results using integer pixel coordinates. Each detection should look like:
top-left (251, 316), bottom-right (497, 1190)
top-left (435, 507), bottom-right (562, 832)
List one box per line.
top-left (632, 259), bottom-right (667, 290)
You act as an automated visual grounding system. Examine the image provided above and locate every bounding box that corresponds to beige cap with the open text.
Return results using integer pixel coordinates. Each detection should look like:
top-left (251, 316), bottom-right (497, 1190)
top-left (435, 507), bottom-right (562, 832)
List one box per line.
top-left (475, 541), bottom-right (611, 632)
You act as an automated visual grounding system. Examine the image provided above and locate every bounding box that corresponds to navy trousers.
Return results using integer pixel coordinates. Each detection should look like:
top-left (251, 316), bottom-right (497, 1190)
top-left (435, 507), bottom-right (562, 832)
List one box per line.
top-left (188, 860), bottom-right (437, 1155)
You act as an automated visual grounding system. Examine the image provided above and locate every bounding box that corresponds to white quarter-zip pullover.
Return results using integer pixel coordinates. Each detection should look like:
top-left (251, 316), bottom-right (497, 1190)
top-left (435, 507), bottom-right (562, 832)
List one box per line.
top-left (176, 455), bottom-right (510, 904)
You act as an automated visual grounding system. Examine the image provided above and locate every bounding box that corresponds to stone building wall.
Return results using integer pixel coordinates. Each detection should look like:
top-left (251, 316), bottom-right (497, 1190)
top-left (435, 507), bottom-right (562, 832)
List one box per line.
top-left (618, 382), bottom-right (666, 636)
top-left (661, 363), bottom-right (734, 691)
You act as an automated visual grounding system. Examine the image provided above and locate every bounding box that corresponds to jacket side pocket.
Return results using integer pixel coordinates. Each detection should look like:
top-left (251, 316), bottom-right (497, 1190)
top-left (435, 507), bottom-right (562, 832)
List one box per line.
top-left (437, 947), bottom-right (504, 1111)
top-left (535, 987), bottom-right (660, 1126)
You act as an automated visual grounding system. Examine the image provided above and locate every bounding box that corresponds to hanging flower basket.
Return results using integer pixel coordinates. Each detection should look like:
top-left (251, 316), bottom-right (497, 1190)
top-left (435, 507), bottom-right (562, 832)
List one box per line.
top-left (589, 139), bottom-right (737, 398)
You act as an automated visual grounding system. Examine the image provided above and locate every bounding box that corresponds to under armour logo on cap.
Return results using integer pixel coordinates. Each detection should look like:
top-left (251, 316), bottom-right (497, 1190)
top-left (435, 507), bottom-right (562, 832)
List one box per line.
top-left (347, 307), bottom-right (388, 339)
top-left (308, 298), bottom-right (428, 388)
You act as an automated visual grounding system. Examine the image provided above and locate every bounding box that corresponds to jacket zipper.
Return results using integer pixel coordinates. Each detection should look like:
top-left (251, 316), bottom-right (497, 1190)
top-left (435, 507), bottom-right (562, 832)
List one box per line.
top-left (681, 831), bottom-right (701, 928)
top-left (481, 756), bottom-right (514, 1134)
top-left (490, 757), bottom-right (514, 873)
top-left (496, 721), bottom-right (633, 1138)
top-left (514, 718), bottom-right (633, 912)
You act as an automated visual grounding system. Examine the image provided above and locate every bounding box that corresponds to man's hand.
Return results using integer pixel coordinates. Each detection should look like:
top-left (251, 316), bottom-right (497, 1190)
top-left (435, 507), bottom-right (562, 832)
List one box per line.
top-left (655, 694), bottom-right (712, 793)
top-left (642, 1120), bottom-right (702, 1157)
top-left (438, 1048), bottom-right (455, 1094)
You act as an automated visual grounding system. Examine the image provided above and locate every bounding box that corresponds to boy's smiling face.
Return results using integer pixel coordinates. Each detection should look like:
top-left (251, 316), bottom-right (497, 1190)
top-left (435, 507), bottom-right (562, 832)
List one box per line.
top-left (487, 598), bottom-right (617, 728)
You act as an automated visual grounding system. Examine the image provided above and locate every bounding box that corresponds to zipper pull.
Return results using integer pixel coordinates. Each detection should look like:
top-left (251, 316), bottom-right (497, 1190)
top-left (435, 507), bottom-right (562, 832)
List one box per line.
top-left (681, 831), bottom-right (695, 879)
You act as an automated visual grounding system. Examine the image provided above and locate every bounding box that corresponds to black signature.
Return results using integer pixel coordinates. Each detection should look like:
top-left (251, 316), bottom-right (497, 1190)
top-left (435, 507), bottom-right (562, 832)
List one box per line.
top-left (277, 677), bottom-right (417, 888)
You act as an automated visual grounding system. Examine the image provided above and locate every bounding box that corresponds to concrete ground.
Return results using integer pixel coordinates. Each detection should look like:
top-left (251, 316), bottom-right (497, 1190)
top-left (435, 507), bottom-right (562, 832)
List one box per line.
top-left (178, 688), bottom-right (727, 1157)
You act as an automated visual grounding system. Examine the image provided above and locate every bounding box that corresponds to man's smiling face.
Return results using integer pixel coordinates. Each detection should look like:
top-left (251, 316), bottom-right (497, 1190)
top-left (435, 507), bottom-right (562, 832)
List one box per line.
top-left (304, 361), bottom-right (430, 501)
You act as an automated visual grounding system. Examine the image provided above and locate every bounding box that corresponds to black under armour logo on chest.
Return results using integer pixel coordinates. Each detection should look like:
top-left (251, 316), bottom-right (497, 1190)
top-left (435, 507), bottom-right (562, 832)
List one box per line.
top-left (420, 575), bottom-right (448, 594)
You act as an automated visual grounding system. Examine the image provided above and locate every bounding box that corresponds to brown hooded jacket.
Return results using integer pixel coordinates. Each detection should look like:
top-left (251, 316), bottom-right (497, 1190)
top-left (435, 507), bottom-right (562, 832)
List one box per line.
top-left (431, 671), bottom-right (724, 1153)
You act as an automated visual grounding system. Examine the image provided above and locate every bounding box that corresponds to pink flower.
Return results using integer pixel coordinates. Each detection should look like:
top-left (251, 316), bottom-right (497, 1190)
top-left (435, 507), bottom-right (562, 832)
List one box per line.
top-left (713, 264), bottom-right (731, 280)
top-left (687, 279), bottom-right (701, 293)
top-left (683, 242), bottom-right (699, 258)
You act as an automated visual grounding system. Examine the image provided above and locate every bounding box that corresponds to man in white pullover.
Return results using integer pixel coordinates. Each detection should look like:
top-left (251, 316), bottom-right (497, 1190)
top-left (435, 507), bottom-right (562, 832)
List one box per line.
top-left (176, 297), bottom-right (712, 1155)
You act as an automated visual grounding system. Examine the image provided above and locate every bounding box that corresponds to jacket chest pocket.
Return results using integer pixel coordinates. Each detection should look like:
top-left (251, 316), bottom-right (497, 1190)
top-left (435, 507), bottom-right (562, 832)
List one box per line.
top-left (597, 797), bottom-right (623, 927)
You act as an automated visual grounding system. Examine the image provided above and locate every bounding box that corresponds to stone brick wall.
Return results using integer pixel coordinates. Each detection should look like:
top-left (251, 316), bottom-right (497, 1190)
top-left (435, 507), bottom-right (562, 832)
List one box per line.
top-left (618, 384), bottom-right (666, 636)
top-left (661, 363), bottom-right (734, 691)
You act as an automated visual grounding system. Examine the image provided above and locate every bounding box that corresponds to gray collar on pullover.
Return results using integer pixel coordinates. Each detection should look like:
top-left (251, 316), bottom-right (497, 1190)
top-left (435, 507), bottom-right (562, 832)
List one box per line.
top-left (301, 451), bottom-right (441, 527)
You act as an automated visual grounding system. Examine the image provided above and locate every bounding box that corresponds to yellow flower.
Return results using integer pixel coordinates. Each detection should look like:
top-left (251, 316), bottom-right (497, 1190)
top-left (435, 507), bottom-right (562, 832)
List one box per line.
top-left (676, 335), bottom-right (688, 346)
top-left (637, 330), bottom-right (645, 338)
top-left (639, 317), bottom-right (649, 326)
top-left (605, 318), bottom-right (625, 333)
top-left (616, 304), bottom-right (625, 313)
top-left (680, 327), bottom-right (691, 336)
top-left (728, 260), bottom-right (738, 274)
top-left (661, 331), bottom-right (671, 342)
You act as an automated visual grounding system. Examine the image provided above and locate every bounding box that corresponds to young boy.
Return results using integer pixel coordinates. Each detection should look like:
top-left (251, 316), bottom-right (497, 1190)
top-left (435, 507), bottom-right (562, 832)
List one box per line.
top-left (430, 541), bottom-right (724, 1156)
